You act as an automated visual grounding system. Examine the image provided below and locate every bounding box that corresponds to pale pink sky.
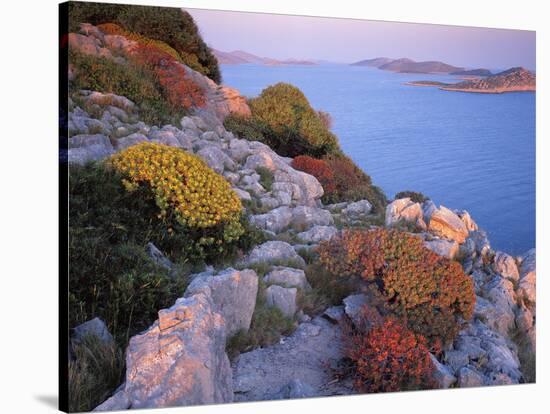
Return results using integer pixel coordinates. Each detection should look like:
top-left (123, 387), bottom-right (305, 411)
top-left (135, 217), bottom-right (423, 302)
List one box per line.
top-left (186, 8), bottom-right (535, 70)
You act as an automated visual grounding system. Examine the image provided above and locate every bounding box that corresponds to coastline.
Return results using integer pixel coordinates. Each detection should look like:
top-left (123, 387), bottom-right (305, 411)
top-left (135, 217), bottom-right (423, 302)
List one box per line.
top-left (404, 81), bottom-right (536, 94)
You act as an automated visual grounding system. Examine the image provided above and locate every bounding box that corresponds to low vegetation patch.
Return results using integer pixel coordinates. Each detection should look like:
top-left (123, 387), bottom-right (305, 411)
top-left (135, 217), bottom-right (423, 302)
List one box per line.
top-left (394, 190), bottom-right (429, 203)
top-left (69, 50), bottom-right (182, 126)
top-left (226, 282), bottom-right (296, 359)
top-left (319, 228), bottom-right (475, 346)
top-left (68, 1), bottom-right (220, 82)
top-left (68, 335), bottom-right (125, 412)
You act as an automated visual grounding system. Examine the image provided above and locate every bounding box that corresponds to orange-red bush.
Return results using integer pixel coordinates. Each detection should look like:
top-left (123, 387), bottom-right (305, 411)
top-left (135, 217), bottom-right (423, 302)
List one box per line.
top-left (319, 228), bottom-right (475, 345)
top-left (346, 317), bottom-right (435, 393)
top-left (291, 155), bottom-right (336, 194)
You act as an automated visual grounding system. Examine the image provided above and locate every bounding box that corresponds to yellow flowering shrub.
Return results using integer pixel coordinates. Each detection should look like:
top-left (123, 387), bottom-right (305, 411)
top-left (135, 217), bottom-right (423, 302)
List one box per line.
top-left (110, 142), bottom-right (243, 230)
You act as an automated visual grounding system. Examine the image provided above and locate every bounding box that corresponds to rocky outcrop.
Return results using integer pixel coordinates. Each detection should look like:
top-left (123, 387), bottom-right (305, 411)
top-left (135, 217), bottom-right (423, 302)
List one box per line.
top-left (385, 198), bottom-right (426, 229)
top-left (265, 285), bottom-right (298, 317)
top-left (244, 241), bottom-right (306, 268)
top-left (232, 317), bottom-right (351, 402)
top-left (185, 268), bottom-right (259, 336)
top-left (103, 293), bottom-right (232, 409)
top-left (264, 267), bottom-right (310, 290)
top-left (427, 205), bottom-right (469, 243)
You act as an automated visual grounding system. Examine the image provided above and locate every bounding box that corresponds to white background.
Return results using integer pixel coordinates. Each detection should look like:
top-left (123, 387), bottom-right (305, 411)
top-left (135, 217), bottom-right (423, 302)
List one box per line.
top-left (0, 0), bottom-right (547, 412)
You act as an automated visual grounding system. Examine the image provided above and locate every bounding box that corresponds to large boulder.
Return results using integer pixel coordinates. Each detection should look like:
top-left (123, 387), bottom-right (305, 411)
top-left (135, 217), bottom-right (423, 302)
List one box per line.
top-left (185, 268), bottom-right (259, 336)
top-left (290, 206), bottom-right (334, 231)
top-left (385, 198), bottom-right (426, 229)
top-left (341, 200), bottom-right (372, 218)
top-left (265, 285), bottom-right (298, 317)
top-left (428, 205), bottom-right (469, 243)
top-left (249, 207), bottom-right (293, 233)
top-left (424, 238), bottom-right (459, 259)
top-left (297, 225), bottom-right (337, 244)
top-left (244, 241), bottom-right (306, 268)
top-left (197, 145), bottom-right (236, 174)
top-left (68, 134), bottom-right (114, 164)
top-left (119, 293), bottom-right (232, 409)
top-left (264, 267), bottom-right (310, 290)
top-left (72, 317), bottom-right (113, 346)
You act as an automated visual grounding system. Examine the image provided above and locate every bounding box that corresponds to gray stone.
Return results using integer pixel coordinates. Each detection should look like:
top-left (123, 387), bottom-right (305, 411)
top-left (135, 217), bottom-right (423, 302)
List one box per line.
top-left (249, 207), bottom-right (293, 233)
top-left (424, 238), bottom-right (459, 259)
top-left (323, 306), bottom-right (345, 323)
top-left (264, 267), bottom-right (310, 290)
top-left (493, 251), bottom-right (520, 282)
top-left (455, 210), bottom-right (478, 232)
top-left (343, 294), bottom-right (368, 327)
top-left (122, 293), bottom-right (232, 408)
top-left (342, 199), bottom-right (372, 217)
top-left (430, 354), bottom-right (456, 388)
top-left (274, 379), bottom-right (316, 399)
top-left (180, 116), bottom-right (198, 131)
top-left (72, 317), bottom-right (114, 346)
top-left (233, 187), bottom-right (252, 201)
top-left (265, 285), bottom-right (297, 317)
top-left (474, 296), bottom-right (514, 337)
top-left (245, 241), bottom-right (306, 268)
top-left (469, 230), bottom-right (492, 257)
top-left (385, 198), bottom-right (426, 229)
top-left (297, 225), bottom-right (337, 244)
top-left (114, 132), bottom-right (148, 151)
top-left (197, 146), bottom-right (236, 174)
top-left (422, 199), bottom-right (437, 223)
top-left (93, 389), bottom-right (130, 411)
top-left (457, 367), bottom-right (485, 388)
top-left (227, 139), bottom-right (252, 162)
top-left (185, 268), bottom-right (258, 336)
top-left (232, 316), bottom-right (348, 402)
top-left (517, 249), bottom-right (536, 305)
top-left (290, 206), bottom-right (334, 231)
top-left (146, 242), bottom-right (172, 271)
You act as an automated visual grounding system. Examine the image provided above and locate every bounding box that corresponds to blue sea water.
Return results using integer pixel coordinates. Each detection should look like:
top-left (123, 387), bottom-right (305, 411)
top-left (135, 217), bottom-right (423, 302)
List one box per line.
top-left (221, 64), bottom-right (536, 255)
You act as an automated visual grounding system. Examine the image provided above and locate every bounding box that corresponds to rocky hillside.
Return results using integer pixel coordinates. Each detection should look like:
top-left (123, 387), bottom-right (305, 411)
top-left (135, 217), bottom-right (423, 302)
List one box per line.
top-left (408, 67), bottom-right (536, 93)
top-left (65, 19), bottom-right (536, 413)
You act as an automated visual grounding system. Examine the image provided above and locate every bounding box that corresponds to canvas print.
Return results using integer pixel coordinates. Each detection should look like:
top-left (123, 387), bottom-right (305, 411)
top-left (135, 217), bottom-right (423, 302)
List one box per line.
top-left (59, 2), bottom-right (536, 412)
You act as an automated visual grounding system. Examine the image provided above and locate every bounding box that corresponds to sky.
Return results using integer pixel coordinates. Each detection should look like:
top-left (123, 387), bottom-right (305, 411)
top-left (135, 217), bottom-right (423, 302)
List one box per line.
top-left (186, 8), bottom-right (536, 71)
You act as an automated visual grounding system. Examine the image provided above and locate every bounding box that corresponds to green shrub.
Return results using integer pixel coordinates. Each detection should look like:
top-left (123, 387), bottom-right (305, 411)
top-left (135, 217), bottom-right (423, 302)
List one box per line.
top-left (68, 335), bottom-right (125, 412)
top-left (224, 83), bottom-right (340, 157)
top-left (257, 166), bottom-right (274, 192)
top-left (395, 190), bottom-right (429, 203)
top-left (68, 1), bottom-right (220, 82)
top-left (69, 50), bottom-right (182, 126)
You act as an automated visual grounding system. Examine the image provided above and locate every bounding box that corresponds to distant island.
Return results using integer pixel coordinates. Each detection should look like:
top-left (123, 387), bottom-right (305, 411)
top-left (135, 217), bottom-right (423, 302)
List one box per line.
top-left (351, 57), bottom-right (463, 73)
top-left (450, 68), bottom-right (493, 76)
top-left (213, 49), bottom-right (316, 66)
top-left (407, 67), bottom-right (536, 93)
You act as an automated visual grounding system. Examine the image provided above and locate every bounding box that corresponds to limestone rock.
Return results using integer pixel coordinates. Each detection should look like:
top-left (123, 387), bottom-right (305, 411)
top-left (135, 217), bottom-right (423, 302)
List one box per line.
top-left (114, 132), bottom-right (148, 151)
top-left (493, 251), bottom-right (520, 282)
top-left (290, 206), bottom-right (334, 231)
top-left (122, 293), bottom-right (232, 408)
top-left (68, 134), bottom-right (114, 164)
top-left (274, 379), bottom-right (316, 400)
top-left (430, 354), bottom-right (456, 388)
top-left (424, 238), bottom-right (459, 259)
top-left (517, 249), bottom-right (536, 305)
top-left (457, 367), bottom-right (485, 388)
top-left (297, 225), bottom-right (337, 244)
top-left (428, 205), bottom-right (469, 243)
top-left (265, 285), bottom-right (298, 317)
top-left (385, 198), bottom-right (426, 229)
top-left (264, 267), bottom-right (310, 290)
top-left (341, 200), bottom-right (372, 218)
top-left (245, 241), bottom-right (306, 268)
top-left (249, 207), bottom-right (293, 233)
top-left (185, 268), bottom-right (258, 336)
top-left (197, 145), bottom-right (236, 174)
top-left (72, 317), bottom-right (113, 346)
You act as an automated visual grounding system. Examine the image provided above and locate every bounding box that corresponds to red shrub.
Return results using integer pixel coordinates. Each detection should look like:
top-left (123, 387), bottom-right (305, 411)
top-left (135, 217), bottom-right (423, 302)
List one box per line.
top-left (319, 228), bottom-right (475, 345)
top-left (131, 43), bottom-right (205, 110)
top-left (291, 155), bottom-right (336, 194)
top-left (346, 316), bottom-right (436, 393)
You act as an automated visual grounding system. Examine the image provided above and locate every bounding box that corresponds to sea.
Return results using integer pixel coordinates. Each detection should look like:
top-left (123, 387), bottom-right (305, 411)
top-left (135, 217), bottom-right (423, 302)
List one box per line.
top-left (221, 63), bottom-right (536, 255)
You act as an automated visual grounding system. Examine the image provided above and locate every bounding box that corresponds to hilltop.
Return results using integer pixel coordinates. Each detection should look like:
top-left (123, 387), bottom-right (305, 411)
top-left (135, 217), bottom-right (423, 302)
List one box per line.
top-left (213, 49), bottom-right (317, 66)
top-left (351, 57), bottom-right (463, 73)
top-left (408, 67), bottom-right (536, 93)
